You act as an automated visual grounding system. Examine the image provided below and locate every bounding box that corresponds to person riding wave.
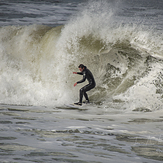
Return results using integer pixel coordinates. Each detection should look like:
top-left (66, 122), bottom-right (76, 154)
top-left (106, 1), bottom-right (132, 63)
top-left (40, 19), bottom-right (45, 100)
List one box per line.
top-left (73, 64), bottom-right (96, 106)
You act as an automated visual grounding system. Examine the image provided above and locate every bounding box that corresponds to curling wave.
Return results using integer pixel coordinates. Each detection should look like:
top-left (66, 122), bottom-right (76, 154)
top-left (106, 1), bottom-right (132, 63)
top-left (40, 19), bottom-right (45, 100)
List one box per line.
top-left (0, 1), bottom-right (163, 111)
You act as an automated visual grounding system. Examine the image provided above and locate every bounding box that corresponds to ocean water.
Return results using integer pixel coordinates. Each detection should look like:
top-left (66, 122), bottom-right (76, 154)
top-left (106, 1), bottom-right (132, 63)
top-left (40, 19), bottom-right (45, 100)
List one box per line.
top-left (0, 0), bottom-right (163, 162)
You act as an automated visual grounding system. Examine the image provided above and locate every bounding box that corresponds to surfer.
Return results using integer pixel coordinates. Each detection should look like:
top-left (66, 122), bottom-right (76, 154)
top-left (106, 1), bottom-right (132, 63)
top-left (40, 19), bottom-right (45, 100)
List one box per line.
top-left (73, 64), bottom-right (96, 106)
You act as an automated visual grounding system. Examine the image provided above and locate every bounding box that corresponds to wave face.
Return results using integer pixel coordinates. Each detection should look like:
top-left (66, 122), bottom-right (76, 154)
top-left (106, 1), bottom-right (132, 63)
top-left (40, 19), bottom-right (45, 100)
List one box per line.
top-left (0, 1), bottom-right (163, 110)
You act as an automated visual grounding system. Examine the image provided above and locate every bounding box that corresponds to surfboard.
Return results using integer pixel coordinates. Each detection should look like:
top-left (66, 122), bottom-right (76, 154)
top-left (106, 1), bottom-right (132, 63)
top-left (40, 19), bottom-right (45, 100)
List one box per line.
top-left (64, 103), bottom-right (86, 109)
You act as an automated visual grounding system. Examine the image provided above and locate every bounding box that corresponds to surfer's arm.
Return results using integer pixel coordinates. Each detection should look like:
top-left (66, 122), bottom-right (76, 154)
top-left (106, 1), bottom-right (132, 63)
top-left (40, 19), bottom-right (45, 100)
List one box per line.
top-left (77, 72), bottom-right (86, 84)
top-left (77, 72), bottom-right (83, 75)
top-left (73, 72), bottom-right (84, 86)
top-left (73, 72), bottom-right (83, 75)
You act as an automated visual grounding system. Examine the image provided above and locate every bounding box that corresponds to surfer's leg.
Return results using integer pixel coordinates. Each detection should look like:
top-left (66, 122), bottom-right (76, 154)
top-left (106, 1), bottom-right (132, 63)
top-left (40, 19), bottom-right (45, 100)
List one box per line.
top-left (80, 84), bottom-right (95, 103)
top-left (79, 87), bottom-right (84, 103)
top-left (83, 91), bottom-right (89, 101)
top-left (79, 85), bottom-right (88, 103)
top-left (74, 87), bottom-right (85, 105)
top-left (83, 85), bottom-right (91, 102)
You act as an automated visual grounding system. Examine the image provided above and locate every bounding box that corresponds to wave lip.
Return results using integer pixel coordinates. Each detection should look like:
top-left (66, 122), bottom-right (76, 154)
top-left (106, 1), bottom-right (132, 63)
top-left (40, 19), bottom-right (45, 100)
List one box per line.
top-left (0, 1), bottom-right (163, 111)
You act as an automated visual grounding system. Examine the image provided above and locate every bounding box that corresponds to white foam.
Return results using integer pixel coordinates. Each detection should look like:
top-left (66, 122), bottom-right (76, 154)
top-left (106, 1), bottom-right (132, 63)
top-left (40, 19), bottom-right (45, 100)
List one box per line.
top-left (0, 1), bottom-right (163, 110)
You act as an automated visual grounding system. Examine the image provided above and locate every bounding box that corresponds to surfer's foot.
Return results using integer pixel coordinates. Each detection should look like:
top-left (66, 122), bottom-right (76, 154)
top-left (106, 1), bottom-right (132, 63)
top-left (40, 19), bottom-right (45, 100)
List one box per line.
top-left (74, 102), bottom-right (82, 106)
top-left (83, 100), bottom-right (89, 104)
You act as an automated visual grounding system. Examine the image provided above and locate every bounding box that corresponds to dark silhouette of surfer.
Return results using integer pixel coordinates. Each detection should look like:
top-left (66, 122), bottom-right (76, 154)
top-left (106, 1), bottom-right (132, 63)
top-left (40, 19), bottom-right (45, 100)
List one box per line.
top-left (73, 64), bottom-right (96, 106)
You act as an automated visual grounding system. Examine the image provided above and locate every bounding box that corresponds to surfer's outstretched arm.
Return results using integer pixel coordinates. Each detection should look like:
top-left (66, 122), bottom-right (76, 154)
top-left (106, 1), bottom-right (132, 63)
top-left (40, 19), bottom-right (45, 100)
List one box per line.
top-left (74, 75), bottom-right (86, 87)
top-left (73, 71), bottom-right (83, 87)
top-left (73, 72), bottom-right (85, 87)
top-left (76, 74), bottom-right (86, 84)
top-left (77, 72), bottom-right (83, 75)
top-left (73, 72), bottom-right (83, 75)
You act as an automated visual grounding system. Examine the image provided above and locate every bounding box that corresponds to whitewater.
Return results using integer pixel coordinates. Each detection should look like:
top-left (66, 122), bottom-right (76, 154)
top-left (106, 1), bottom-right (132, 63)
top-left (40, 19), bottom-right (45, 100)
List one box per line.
top-left (0, 0), bottom-right (163, 162)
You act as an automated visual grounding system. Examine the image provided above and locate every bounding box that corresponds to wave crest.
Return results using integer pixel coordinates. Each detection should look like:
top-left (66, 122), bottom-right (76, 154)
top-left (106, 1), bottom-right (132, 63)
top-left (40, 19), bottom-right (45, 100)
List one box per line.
top-left (0, 0), bottom-right (163, 110)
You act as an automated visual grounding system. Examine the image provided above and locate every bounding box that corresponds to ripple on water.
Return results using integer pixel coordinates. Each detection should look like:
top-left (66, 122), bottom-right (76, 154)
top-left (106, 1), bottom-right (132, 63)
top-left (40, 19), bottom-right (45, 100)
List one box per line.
top-left (132, 146), bottom-right (163, 161)
top-left (0, 143), bottom-right (37, 151)
top-left (0, 112), bottom-right (20, 116)
top-left (7, 108), bottom-right (29, 112)
top-left (0, 121), bottom-right (12, 124)
top-left (0, 137), bottom-right (17, 140)
top-left (128, 118), bottom-right (163, 123)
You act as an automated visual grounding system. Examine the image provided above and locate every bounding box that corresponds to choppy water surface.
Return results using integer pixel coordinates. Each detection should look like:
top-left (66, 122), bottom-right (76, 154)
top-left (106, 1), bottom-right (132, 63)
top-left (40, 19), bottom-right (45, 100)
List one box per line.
top-left (0, 104), bottom-right (163, 163)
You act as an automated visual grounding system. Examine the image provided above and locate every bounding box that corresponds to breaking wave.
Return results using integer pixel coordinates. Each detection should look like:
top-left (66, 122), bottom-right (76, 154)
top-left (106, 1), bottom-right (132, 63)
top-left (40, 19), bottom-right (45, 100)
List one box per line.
top-left (0, 1), bottom-right (163, 111)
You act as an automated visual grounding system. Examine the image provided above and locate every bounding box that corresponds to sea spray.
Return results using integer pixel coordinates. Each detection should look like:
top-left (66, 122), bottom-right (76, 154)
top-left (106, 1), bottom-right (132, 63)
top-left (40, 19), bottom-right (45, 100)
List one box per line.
top-left (0, 25), bottom-right (73, 105)
top-left (0, 1), bottom-right (163, 110)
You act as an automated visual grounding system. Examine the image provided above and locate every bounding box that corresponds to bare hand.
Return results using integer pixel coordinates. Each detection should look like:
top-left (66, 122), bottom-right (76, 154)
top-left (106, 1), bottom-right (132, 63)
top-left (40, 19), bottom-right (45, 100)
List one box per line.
top-left (73, 72), bottom-right (77, 74)
top-left (74, 82), bottom-right (77, 87)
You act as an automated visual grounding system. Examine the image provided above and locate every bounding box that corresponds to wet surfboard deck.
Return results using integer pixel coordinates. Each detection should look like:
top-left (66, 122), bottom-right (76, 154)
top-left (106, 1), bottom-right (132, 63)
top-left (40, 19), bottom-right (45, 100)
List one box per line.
top-left (64, 103), bottom-right (86, 109)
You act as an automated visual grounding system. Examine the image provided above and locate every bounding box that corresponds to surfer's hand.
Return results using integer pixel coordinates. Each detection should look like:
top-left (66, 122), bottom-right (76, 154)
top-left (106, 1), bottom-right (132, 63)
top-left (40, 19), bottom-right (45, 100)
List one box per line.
top-left (74, 83), bottom-right (77, 87)
top-left (73, 72), bottom-right (77, 74)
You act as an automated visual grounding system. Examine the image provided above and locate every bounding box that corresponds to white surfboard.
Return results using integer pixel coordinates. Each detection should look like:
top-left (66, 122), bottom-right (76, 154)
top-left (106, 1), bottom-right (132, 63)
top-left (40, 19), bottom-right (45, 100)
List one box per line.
top-left (64, 103), bottom-right (86, 109)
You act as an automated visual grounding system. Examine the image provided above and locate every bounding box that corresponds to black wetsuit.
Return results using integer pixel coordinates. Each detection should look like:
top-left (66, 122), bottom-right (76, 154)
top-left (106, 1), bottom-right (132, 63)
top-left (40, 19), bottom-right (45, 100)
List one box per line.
top-left (77, 67), bottom-right (96, 103)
